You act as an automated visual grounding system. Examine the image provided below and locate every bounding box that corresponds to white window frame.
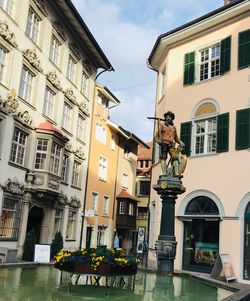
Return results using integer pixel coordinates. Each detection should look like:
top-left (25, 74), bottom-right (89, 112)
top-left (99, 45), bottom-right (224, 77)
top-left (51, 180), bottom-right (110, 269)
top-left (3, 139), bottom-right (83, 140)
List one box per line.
top-left (122, 174), bottom-right (128, 188)
top-left (49, 142), bottom-right (61, 175)
top-left (43, 87), bottom-right (55, 119)
top-left (34, 138), bottom-right (48, 170)
top-left (66, 55), bottom-right (76, 82)
top-left (66, 210), bottom-right (77, 240)
top-left (72, 160), bottom-right (81, 187)
top-left (193, 117), bottom-right (217, 156)
top-left (95, 122), bottom-right (106, 144)
top-left (19, 67), bottom-right (34, 103)
top-left (129, 203), bottom-right (134, 216)
top-left (10, 128), bottom-right (28, 166)
top-left (61, 154), bottom-right (69, 183)
top-left (91, 192), bottom-right (98, 213)
top-left (26, 7), bottom-right (40, 43)
top-left (98, 156), bottom-right (107, 181)
top-left (76, 115), bottom-right (85, 141)
top-left (54, 208), bottom-right (63, 236)
top-left (81, 71), bottom-right (89, 96)
top-left (119, 202), bottom-right (126, 215)
top-left (103, 196), bottom-right (109, 216)
top-left (49, 35), bottom-right (60, 66)
top-left (198, 43), bottom-right (220, 82)
top-left (0, 47), bottom-right (7, 84)
top-left (62, 102), bottom-right (72, 132)
top-left (0, 0), bottom-right (15, 16)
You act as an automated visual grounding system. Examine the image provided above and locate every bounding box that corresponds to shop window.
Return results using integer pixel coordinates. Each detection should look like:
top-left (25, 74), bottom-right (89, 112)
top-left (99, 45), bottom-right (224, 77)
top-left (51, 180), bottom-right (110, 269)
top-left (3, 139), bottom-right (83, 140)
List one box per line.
top-left (0, 194), bottom-right (21, 240)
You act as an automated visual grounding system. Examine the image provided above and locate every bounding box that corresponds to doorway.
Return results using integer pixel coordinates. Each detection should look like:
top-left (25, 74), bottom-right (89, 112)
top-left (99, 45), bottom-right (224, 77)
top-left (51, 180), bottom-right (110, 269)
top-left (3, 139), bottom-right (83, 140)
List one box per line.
top-left (86, 226), bottom-right (92, 249)
top-left (26, 206), bottom-right (44, 243)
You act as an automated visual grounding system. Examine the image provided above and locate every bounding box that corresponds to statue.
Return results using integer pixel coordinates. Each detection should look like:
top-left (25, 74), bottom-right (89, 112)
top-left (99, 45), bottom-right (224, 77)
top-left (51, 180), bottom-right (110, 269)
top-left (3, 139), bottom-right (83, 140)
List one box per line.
top-left (148, 111), bottom-right (187, 177)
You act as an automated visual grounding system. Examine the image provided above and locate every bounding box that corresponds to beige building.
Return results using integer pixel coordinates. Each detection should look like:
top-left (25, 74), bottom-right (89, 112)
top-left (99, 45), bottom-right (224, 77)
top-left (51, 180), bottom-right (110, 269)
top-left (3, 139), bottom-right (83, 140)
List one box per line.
top-left (0, 0), bottom-right (113, 260)
top-left (148, 0), bottom-right (250, 283)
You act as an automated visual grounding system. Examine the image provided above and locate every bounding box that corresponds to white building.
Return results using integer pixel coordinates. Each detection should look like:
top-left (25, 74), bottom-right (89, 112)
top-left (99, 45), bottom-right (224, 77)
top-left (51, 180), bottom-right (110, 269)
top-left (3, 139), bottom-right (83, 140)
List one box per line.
top-left (0, 0), bottom-right (113, 260)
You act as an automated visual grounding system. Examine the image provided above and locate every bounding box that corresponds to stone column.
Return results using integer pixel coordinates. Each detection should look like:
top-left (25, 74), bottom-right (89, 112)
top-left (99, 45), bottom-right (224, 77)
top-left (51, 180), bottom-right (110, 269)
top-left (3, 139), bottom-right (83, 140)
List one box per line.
top-left (154, 176), bottom-right (185, 273)
top-left (17, 192), bottom-right (31, 258)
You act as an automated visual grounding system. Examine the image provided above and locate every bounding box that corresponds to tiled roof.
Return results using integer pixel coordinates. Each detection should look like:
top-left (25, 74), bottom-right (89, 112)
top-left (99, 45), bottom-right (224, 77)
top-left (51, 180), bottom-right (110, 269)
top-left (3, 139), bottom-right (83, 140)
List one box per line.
top-left (138, 141), bottom-right (153, 160)
top-left (116, 190), bottom-right (138, 202)
top-left (37, 121), bottom-right (67, 139)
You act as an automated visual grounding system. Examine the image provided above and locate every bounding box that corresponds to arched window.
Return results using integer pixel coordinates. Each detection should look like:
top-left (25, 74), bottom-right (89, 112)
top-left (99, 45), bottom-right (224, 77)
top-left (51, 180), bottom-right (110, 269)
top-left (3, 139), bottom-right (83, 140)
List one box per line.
top-left (185, 196), bottom-right (219, 215)
top-left (244, 202), bottom-right (250, 280)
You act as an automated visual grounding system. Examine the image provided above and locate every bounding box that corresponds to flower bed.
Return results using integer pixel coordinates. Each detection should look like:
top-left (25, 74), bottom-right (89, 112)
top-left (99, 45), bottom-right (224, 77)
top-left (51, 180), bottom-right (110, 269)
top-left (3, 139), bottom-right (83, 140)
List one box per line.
top-left (54, 247), bottom-right (139, 276)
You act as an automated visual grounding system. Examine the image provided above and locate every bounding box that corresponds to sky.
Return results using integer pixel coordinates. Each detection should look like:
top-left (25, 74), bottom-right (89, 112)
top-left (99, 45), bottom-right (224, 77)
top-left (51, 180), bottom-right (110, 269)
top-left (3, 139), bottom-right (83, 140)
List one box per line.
top-left (72, 0), bottom-right (222, 142)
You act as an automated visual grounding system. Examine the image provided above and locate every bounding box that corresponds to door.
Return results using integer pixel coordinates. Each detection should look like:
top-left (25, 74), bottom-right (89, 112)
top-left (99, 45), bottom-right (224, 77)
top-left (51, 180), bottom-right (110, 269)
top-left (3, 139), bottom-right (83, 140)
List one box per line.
top-left (86, 227), bottom-right (92, 249)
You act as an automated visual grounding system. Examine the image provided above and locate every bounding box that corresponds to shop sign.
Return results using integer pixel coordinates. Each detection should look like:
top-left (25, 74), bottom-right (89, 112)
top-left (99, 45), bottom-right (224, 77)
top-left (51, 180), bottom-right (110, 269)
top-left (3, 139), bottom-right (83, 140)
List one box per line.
top-left (34, 244), bottom-right (51, 263)
top-left (211, 254), bottom-right (236, 282)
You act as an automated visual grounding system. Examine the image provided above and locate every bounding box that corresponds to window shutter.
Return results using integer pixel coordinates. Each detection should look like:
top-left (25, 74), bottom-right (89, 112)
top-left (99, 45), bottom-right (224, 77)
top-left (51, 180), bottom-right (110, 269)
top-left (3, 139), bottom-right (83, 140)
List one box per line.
top-left (238, 29), bottom-right (250, 69)
top-left (183, 52), bottom-right (195, 85)
top-left (216, 113), bottom-right (229, 153)
top-left (220, 36), bottom-right (231, 74)
top-left (180, 122), bottom-right (192, 156)
top-left (236, 108), bottom-right (250, 150)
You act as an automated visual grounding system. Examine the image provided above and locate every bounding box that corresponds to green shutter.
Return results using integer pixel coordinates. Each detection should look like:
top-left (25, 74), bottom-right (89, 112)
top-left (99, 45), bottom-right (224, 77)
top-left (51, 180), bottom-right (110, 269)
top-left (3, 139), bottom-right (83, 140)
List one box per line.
top-left (180, 122), bottom-right (192, 156)
top-left (216, 113), bottom-right (229, 153)
top-left (238, 29), bottom-right (250, 69)
top-left (236, 108), bottom-right (250, 150)
top-left (183, 52), bottom-right (195, 85)
top-left (220, 36), bottom-right (231, 74)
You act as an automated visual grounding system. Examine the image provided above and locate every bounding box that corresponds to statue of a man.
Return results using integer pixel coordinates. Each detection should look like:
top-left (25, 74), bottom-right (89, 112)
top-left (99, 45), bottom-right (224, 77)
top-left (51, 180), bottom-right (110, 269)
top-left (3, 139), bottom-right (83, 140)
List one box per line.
top-left (155, 111), bottom-right (185, 177)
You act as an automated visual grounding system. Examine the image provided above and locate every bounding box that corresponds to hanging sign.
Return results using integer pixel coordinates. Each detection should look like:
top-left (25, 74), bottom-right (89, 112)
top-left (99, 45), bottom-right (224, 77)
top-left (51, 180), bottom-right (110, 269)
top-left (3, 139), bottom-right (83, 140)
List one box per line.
top-left (211, 254), bottom-right (236, 282)
top-left (34, 244), bottom-right (51, 263)
top-left (136, 227), bottom-right (145, 254)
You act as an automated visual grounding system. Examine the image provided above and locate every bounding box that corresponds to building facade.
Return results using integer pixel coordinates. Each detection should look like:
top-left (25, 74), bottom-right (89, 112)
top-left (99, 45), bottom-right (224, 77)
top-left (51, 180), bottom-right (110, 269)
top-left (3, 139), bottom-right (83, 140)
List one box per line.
top-left (148, 0), bottom-right (250, 283)
top-left (0, 0), bottom-right (113, 260)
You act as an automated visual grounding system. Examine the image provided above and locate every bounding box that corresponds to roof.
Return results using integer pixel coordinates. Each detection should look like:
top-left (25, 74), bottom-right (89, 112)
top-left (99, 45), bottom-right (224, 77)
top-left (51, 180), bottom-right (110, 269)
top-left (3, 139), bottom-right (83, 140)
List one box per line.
top-left (138, 141), bottom-right (153, 160)
top-left (148, 0), bottom-right (248, 67)
top-left (116, 190), bottom-right (138, 202)
top-left (36, 121), bottom-right (68, 141)
top-left (96, 84), bottom-right (120, 104)
top-left (48, 0), bottom-right (114, 71)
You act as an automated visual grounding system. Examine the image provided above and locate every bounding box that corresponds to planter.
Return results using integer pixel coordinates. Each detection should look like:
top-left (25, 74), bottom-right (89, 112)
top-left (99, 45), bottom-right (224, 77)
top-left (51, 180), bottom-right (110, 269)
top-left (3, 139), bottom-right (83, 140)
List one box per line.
top-left (55, 262), bottom-right (75, 272)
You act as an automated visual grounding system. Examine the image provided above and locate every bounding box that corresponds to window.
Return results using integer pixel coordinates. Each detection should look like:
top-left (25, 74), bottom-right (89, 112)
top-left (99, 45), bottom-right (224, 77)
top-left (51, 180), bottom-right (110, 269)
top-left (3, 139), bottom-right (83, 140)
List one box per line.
top-left (81, 71), bottom-right (89, 95)
top-left (26, 8), bottom-right (40, 43)
top-left (124, 147), bottom-right (130, 160)
top-left (43, 87), bottom-right (55, 118)
top-left (67, 56), bottom-right (76, 82)
top-left (97, 226), bottom-right (106, 246)
top-left (194, 118), bottom-right (217, 155)
top-left (139, 181), bottom-right (150, 196)
top-left (53, 208), bottom-right (63, 236)
top-left (34, 139), bottom-right (48, 170)
top-left (98, 156), bottom-right (107, 181)
top-left (61, 154), bottom-right (69, 182)
top-left (0, 195), bottom-right (21, 240)
top-left (137, 207), bottom-right (148, 219)
top-left (238, 29), bottom-right (250, 69)
top-left (0, 47), bottom-right (7, 84)
top-left (49, 35), bottom-right (60, 66)
top-left (49, 142), bottom-right (61, 175)
top-left (66, 210), bottom-right (76, 240)
top-left (72, 161), bottom-right (81, 187)
top-left (91, 192), bottom-right (98, 212)
top-left (76, 115), bottom-right (85, 141)
top-left (18, 67), bottom-right (34, 103)
top-left (0, 0), bottom-right (14, 16)
top-left (199, 44), bottom-right (220, 81)
top-left (62, 102), bottom-right (72, 131)
top-left (103, 196), bottom-right (109, 216)
top-left (129, 203), bottom-right (134, 216)
top-left (122, 174), bottom-right (128, 188)
top-left (10, 128), bottom-right (27, 166)
top-left (119, 202), bottom-right (126, 214)
top-left (110, 135), bottom-right (116, 150)
top-left (95, 123), bottom-right (106, 144)
top-left (97, 94), bottom-right (109, 109)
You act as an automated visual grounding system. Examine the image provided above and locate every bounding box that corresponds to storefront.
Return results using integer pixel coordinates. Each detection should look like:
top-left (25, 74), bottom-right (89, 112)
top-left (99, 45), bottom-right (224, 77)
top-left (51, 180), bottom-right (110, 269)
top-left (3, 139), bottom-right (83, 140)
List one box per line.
top-left (181, 196), bottom-right (220, 273)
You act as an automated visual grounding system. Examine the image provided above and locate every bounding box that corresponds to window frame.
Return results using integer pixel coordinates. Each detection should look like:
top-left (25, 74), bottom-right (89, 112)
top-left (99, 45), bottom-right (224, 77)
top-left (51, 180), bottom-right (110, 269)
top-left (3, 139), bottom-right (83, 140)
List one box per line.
top-left (66, 209), bottom-right (77, 240)
top-left (80, 70), bottom-right (89, 96)
top-left (9, 127), bottom-right (28, 166)
top-left (103, 196), bottom-right (109, 216)
top-left (26, 7), bottom-right (41, 44)
top-left (61, 153), bottom-right (69, 183)
top-left (76, 114), bottom-right (85, 141)
top-left (98, 155), bottom-right (107, 181)
top-left (66, 55), bottom-right (76, 83)
top-left (62, 101), bottom-right (72, 132)
top-left (18, 66), bottom-right (35, 103)
top-left (49, 34), bottom-right (61, 66)
top-left (49, 142), bottom-right (62, 175)
top-left (43, 86), bottom-right (55, 119)
top-left (95, 122), bottom-right (107, 144)
top-left (0, 0), bottom-right (15, 17)
top-left (34, 138), bottom-right (49, 171)
top-left (119, 202), bottom-right (126, 215)
top-left (71, 160), bottom-right (81, 187)
top-left (91, 192), bottom-right (99, 213)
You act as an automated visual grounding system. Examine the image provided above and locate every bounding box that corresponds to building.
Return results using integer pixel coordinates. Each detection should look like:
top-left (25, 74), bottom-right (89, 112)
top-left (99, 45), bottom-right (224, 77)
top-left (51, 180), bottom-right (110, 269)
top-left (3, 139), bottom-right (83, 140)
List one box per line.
top-left (135, 141), bottom-right (152, 252)
top-left (0, 0), bottom-right (113, 260)
top-left (147, 0), bottom-right (250, 283)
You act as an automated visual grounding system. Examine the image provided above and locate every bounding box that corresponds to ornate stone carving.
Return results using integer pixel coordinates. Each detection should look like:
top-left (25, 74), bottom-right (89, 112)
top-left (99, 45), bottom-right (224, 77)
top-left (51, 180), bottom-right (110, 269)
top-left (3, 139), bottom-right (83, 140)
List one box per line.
top-left (22, 49), bottom-right (43, 72)
top-left (79, 101), bottom-right (89, 116)
top-left (0, 21), bottom-right (17, 47)
top-left (0, 90), bottom-right (19, 114)
top-left (14, 110), bottom-right (33, 126)
top-left (69, 43), bottom-right (81, 60)
top-left (33, 175), bottom-right (44, 185)
top-left (58, 191), bottom-right (68, 205)
top-left (74, 147), bottom-right (85, 160)
top-left (155, 240), bottom-right (177, 260)
top-left (48, 178), bottom-right (60, 190)
top-left (65, 142), bottom-right (73, 153)
top-left (33, 0), bottom-right (48, 16)
top-left (69, 195), bottom-right (81, 208)
top-left (2, 178), bottom-right (25, 195)
top-left (64, 88), bottom-right (77, 105)
top-left (52, 21), bottom-right (66, 41)
top-left (23, 192), bottom-right (32, 204)
top-left (46, 71), bottom-right (62, 91)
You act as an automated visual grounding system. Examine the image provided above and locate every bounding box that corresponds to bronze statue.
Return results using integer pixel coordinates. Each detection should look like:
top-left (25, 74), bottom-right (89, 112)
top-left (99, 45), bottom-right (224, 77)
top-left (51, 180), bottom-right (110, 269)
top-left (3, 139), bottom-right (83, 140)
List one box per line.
top-left (148, 111), bottom-right (187, 177)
